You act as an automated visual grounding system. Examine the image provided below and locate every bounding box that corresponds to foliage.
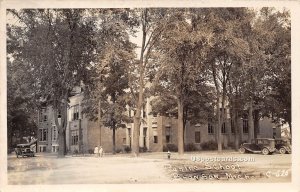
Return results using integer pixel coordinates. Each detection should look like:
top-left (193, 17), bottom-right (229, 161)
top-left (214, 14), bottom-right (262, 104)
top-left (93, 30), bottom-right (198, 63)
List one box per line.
top-left (124, 146), bottom-right (131, 153)
top-left (184, 143), bottom-right (198, 151)
top-left (7, 8), bottom-right (291, 156)
top-left (81, 9), bottom-right (136, 154)
top-left (139, 146), bottom-right (148, 153)
top-left (163, 144), bottom-right (178, 152)
top-left (88, 149), bottom-right (94, 154)
top-left (200, 141), bottom-right (218, 150)
top-left (7, 9), bottom-right (98, 157)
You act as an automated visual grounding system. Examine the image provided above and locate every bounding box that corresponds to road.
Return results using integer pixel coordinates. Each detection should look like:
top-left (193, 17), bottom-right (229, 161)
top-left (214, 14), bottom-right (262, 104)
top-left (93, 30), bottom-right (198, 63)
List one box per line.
top-left (7, 151), bottom-right (291, 184)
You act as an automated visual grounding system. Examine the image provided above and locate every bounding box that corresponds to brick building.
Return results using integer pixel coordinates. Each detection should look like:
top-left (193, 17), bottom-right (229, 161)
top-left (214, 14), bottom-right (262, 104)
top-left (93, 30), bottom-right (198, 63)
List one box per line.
top-left (37, 91), bottom-right (281, 153)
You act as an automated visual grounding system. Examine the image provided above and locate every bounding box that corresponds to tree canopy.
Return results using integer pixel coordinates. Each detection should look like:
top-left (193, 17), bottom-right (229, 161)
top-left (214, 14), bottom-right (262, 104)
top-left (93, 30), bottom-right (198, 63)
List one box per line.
top-left (7, 7), bottom-right (291, 155)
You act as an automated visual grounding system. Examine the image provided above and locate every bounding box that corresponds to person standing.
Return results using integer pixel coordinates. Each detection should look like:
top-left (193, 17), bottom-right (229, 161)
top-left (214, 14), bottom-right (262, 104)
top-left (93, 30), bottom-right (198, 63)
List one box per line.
top-left (94, 146), bottom-right (99, 157)
top-left (99, 146), bottom-right (103, 157)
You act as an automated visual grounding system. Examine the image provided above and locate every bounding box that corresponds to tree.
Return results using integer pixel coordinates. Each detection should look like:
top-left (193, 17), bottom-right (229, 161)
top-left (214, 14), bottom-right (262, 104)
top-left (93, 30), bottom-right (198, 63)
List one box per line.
top-left (81, 9), bottom-right (137, 154)
top-left (205, 8), bottom-right (252, 151)
top-left (152, 9), bottom-right (213, 154)
top-left (8, 9), bottom-right (97, 157)
top-left (257, 8), bottom-right (291, 134)
top-left (129, 8), bottom-right (172, 156)
top-left (7, 58), bottom-right (37, 151)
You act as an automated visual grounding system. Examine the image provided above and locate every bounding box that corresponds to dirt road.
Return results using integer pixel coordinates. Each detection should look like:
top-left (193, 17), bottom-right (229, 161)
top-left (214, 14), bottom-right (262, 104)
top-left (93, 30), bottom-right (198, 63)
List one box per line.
top-left (7, 151), bottom-right (291, 184)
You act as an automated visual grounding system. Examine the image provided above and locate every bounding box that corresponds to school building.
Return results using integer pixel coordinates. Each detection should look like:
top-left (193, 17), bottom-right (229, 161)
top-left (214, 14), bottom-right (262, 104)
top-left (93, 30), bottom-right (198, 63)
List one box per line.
top-left (36, 90), bottom-right (282, 153)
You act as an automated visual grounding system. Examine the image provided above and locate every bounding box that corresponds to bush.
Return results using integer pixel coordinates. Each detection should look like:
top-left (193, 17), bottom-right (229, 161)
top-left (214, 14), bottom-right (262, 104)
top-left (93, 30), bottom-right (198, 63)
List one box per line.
top-left (139, 146), bottom-right (147, 152)
top-left (115, 148), bottom-right (122, 153)
top-left (73, 149), bottom-right (79, 154)
top-left (124, 146), bottom-right (131, 153)
top-left (227, 142), bottom-right (235, 149)
top-left (200, 141), bottom-right (218, 150)
top-left (163, 144), bottom-right (178, 152)
top-left (88, 149), bottom-right (94, 154)
top-left (184, 143), bottom-right (198, 151)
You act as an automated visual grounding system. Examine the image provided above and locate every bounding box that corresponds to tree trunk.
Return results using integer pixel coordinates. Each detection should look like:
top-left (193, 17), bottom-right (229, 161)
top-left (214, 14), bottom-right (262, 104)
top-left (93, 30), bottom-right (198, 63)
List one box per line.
top-left (177, 97), bottom-right (184, 155)
top-left (234, 108), bottom-right (240, 150)
top-left (248, 98), bottom-right (254, 143)
top-left (288, 121), bottom-right (292, 136)
top-left (230, 99), bottom-right (240, 150)
top-left (220, 100), bottom-right (226, 151)
top-left (211, 63), bottom-right (222, 152)
top-left (98, 99), bottom-right (102, 147)
top-left (112, 126), bottom-right (116, 155)
top-left (253, 109), bottom-right (259, 139)
top-left (58, 129), bottom-right (65, 157)
top-left (216, 97), bottom-right (222, 152)
top-left (54, 97), bottom-right (68, 158)
top-left (63, 130), bottom-right (67, 155)
top-left (131, 9), bottom-right (147, 157)
top-left (183, 106), bottom-right (188, 144)
top-left (132, 87), bottom-right (143, 156)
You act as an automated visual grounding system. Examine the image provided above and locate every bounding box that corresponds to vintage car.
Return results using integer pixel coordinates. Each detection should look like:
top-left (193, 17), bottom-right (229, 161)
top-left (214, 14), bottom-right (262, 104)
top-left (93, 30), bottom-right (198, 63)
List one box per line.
top-left (239, 138), bottom-right (276, 155)
top-left (15, 146), bottom-right (35, 158)
top-left (275, 139), bottom-right (291, 154)
top-left (14, 138), bottom-right (37, 158)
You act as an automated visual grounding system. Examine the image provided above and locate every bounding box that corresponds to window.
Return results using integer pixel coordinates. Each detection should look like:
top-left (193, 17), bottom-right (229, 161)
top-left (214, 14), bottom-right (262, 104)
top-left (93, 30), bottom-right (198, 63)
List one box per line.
top-left (153, 129), bottom-right (158, 144)
top-left (153, 112), bottom-right (157, 117)
top-left (231, 119), bottom-right (235, 134)
top-left (166, 135), bottom-right (171, 143)
top-left (73, 105), bottom-right (79, 120)
top-left (71, 130), bottom-right (79, 145)
top-left (39, 146), bottom-right (46, 152)
top-left (195, 131), bottom-right (201, 143)
top-left (165, 126), bottom-right (171, 143)
top-left (221, 122), bottom-right (226, 134)
top-left (128, 128), bottom-right (131, 136)
top-left (43, 115), bottom-right (47, 122)
top-left (39, 129), bottom-right (47, 141)
top-left (208, 118), bottom-right (214, 134)
top-left (243, 119), bottom-right (249, 133)
top-left (52, 126), bottom-right (57, 141)
top-left (39, 110), bottom-right (43, 122)
top-left (165, 126), bottom-right (171, 135)
top-left (128, 110), bottom-right (132, 118)
top-left (143, 107), bottom-right (146, 118)
top-left (143, 128), bottom-right (147, 147)
top-left (127, 128), bottom-right (132, 147)
top-left (57, 110), bottom-right (61, 118)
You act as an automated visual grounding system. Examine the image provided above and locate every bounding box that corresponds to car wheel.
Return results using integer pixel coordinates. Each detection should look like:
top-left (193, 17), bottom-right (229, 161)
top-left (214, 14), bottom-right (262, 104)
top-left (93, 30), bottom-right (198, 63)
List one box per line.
top-left (262, 148), bottom-right (269, 155)
top-left (239, 147), bottom-right (246, 154)
top-left (279, 148), bottom-right (286, 154)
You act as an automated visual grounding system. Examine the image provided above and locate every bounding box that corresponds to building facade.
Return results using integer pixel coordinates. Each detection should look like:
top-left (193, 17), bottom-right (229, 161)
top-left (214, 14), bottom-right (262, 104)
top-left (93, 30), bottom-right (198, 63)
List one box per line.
top-left (37, 92), bottom-right (281, 153)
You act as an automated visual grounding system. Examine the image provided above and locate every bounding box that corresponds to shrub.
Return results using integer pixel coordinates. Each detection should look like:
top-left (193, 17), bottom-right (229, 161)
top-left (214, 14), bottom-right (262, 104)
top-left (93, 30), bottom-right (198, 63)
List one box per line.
top-left (73, 149), bottom-right (79, 154)
top-left (139, 146), bottom-right (147, 152)
top-left (124, 146), bottom-right (131, 153)
top-left (227, 142), bottom-right (235, 149)
top-left (115, 148), bottom-right (122, 153)
top-left (88, 149), bottom-right (94, 154)
top-left (184, 143), bottom-right (198, 151)
top-left (163, 144), bottom-right (178, 152)
top-left (200, 141), bottom-right (218, 150)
